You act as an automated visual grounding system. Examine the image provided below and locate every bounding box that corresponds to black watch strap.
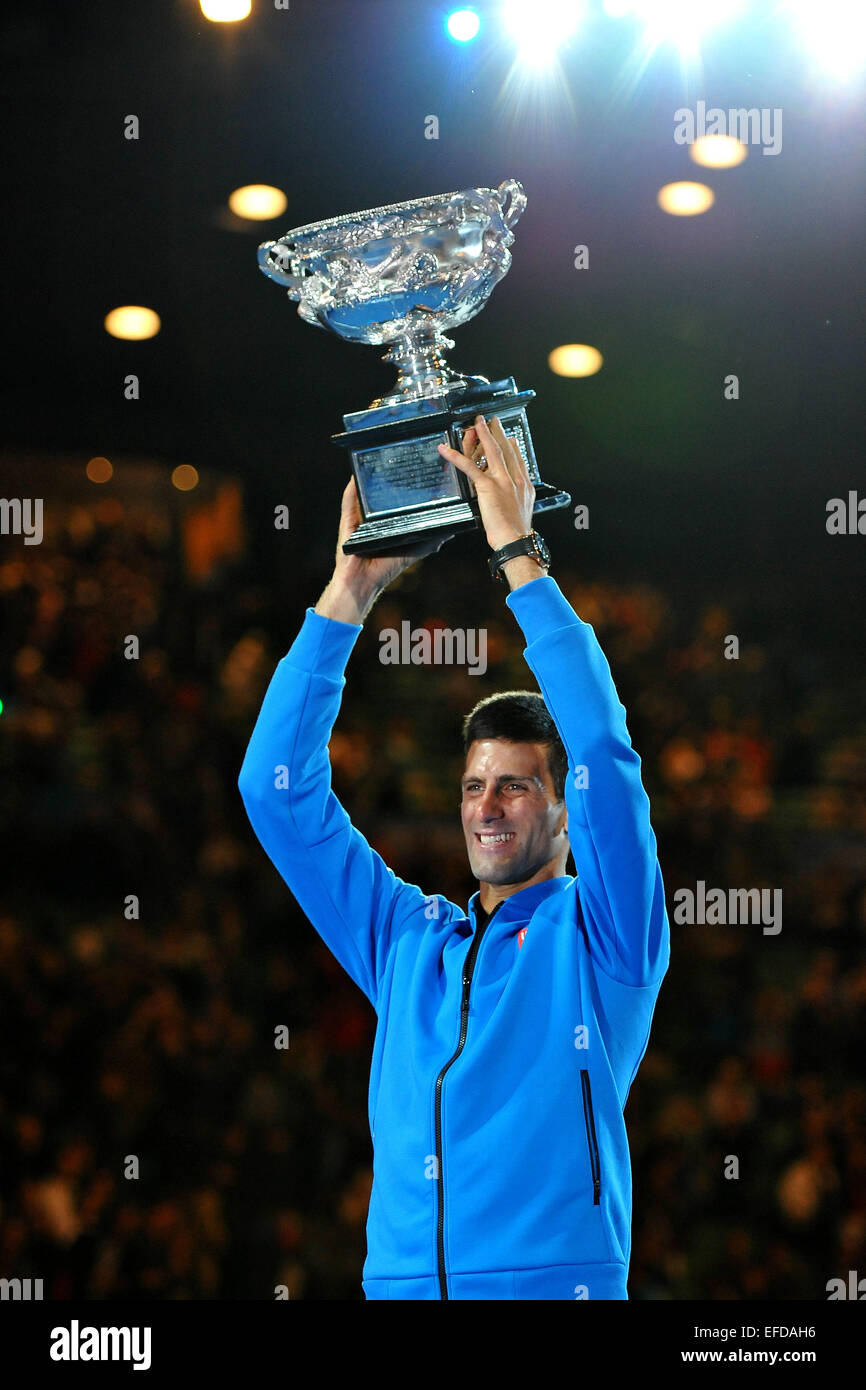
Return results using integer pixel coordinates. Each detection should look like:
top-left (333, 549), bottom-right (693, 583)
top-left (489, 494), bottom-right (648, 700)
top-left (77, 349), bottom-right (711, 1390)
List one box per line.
top-left (488, 530), bottom-right (550, 583)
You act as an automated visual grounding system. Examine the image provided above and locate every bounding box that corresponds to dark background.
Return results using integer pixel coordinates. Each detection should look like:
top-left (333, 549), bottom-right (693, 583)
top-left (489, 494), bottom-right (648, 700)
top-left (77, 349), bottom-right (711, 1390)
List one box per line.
top-left (1, 0), bottom-right (864, 1298)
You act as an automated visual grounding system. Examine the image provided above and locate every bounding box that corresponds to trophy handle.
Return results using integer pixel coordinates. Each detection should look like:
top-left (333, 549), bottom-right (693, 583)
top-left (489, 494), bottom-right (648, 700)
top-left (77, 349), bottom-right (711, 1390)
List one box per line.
top-left (497, 178), bottom-right (527, 230)
top-left (257, 241), bottom-right (306, 294)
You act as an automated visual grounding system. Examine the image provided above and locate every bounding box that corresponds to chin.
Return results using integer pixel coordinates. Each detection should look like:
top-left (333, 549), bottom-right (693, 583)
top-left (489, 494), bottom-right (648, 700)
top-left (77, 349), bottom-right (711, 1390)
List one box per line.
top-left (470, 858), bottom-right (521, 885)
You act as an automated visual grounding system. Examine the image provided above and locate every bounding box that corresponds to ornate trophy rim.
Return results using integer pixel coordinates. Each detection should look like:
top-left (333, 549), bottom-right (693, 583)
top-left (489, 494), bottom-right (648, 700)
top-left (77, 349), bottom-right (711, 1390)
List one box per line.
top-left (273, 180), bottom-right (522, 253)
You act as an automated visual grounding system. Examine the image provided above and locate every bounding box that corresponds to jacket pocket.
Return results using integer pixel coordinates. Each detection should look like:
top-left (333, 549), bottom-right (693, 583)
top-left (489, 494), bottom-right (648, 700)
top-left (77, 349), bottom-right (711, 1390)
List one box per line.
top-left (580, 1069), bottom-right (601, 1205)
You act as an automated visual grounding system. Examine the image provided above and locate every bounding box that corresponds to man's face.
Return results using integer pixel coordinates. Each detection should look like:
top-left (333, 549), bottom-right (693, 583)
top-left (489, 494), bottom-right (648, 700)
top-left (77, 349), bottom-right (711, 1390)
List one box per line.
top-left (460, 738), bottom-right (568, 887)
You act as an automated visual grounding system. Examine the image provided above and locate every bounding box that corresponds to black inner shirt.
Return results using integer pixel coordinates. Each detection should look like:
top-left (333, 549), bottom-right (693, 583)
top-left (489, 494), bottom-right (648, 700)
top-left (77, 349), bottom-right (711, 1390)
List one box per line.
top-left (473, 900), bottom-right (502, 933)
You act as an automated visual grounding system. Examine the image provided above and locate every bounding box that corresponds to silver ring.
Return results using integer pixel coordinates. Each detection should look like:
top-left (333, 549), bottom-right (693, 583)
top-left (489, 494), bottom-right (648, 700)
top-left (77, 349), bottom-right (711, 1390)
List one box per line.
top-left (474, 455), bottom-right (489, 472)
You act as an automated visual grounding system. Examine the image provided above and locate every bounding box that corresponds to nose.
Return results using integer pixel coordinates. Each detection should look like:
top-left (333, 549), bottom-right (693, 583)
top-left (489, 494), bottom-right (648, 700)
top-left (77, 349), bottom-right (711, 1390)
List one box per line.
top-left (477, 787), bottom-right (504, 821)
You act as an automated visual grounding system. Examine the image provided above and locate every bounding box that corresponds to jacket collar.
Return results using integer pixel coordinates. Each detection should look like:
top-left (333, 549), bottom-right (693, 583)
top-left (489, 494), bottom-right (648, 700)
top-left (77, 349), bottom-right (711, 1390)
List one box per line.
top-left (468, 876), bottom-right (573, 928)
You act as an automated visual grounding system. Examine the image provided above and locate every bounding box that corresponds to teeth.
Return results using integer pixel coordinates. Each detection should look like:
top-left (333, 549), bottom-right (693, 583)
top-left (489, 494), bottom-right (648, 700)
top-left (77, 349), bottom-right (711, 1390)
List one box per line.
top-left (479, 832), bottom-right (515, 844)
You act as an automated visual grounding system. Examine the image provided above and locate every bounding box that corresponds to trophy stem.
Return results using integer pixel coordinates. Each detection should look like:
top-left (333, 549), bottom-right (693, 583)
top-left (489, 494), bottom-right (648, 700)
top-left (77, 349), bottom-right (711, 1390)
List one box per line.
top-left (372, 330), bottom-right (489, 408)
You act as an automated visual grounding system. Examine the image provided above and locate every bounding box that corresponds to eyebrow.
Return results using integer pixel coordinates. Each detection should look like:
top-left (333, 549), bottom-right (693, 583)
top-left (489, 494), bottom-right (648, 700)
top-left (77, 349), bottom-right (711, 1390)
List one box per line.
top-left (460, 773), bottom-right (542, 787)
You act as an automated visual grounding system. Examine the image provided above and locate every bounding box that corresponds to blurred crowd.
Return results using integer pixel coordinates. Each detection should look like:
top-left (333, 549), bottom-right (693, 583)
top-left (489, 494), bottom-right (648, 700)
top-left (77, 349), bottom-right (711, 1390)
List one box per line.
top-left (1, 481), bottom-right (864, 1299)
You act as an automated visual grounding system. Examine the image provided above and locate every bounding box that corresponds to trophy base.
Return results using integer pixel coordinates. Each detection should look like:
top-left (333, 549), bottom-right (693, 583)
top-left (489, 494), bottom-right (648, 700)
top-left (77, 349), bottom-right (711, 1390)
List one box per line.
top-left (338, 487), bottom-right (573, 557)
top-left (332, 378), bottom-right (572, 557)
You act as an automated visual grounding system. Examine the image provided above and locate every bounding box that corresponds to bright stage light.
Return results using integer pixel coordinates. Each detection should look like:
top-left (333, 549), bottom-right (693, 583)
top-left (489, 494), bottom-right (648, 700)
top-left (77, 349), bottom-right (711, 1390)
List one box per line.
top-left (629, 0), bottom-right (743, 55)
top-left (548, 344), bottom-right (603, 377)
top-left (228, 185), bottom-right (287, 220)
top-left (104, 306), bottom-right (161, 340)
top-left (447, 8), bottom-right (481, 42)
top-left (690, 135), bottom-right (747, 168)
top-left (200, 0), bottom-right (251, 20)
top-left (502, 0), bottom-right (584, 66)
top-left (657, 181), bottom-right (715, 215)
top-left (784, 0), bottom-right (866, 79)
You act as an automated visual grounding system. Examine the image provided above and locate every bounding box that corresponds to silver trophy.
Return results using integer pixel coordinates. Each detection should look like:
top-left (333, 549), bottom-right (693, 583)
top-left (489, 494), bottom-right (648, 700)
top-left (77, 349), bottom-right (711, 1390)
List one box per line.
top-left (257, 177), bottom-right (570, 554)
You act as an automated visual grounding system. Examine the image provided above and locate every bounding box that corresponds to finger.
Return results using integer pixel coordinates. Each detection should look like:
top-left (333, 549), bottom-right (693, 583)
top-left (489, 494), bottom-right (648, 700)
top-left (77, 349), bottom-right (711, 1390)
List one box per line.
top-left (437, 439), bottom-right (478, 477)
top-left (473, 414), bottom-right (506, 471)
top-left (491, 416), bottom-right (521, 470)
top-left (466, 434), bottom-right (485, 467)
top-left (340, 476), bottom-right (359, 514)
top-left (486, 416), bottom-right (516, 480)
top-left (461, 425), bottom-right (478, 458)
top-left (337, 477), bottom-right (361, 543)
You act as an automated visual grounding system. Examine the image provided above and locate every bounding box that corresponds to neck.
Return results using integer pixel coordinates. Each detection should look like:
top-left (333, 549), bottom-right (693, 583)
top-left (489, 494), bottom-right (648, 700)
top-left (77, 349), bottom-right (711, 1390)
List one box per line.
top-left (478, 858), bottom-right (567, 913)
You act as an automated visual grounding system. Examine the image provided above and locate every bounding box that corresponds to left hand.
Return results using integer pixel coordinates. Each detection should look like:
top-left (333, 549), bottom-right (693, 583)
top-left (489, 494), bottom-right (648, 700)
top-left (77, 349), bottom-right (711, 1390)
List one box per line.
top-left (438, 414), bottom-right (535, 552)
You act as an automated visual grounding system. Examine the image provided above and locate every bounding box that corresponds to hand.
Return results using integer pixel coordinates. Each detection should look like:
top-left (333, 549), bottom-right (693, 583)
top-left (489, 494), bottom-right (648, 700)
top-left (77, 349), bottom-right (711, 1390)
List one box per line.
top-left (333, 474), bottom-right (455, 587)
top-left (438, 414), bottom-right (535, 551)
top-left (316, 477), bottom-right (456, 624)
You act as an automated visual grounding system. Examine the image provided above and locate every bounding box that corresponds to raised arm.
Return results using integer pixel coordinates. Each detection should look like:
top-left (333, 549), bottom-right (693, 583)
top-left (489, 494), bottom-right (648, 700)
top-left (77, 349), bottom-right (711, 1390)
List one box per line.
top-left (237, 477), bottom-right (454, 1008)
top-left (507, 578), bottom-right (669, 985)
top-left (439, 414), bottom-right (669, 988)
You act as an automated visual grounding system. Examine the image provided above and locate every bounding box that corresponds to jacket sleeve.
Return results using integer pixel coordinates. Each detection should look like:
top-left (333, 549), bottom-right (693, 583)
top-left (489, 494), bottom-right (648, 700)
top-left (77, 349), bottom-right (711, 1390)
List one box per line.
top-left (237, 607), bottom-right (431, 1010)
top-left (505, 575), bottom-right (670, 987)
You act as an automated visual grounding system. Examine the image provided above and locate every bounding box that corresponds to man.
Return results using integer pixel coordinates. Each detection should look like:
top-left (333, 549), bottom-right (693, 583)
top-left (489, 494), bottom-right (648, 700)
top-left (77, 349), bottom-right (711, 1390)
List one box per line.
top-left (238, 414), bottom-right (670, 1300)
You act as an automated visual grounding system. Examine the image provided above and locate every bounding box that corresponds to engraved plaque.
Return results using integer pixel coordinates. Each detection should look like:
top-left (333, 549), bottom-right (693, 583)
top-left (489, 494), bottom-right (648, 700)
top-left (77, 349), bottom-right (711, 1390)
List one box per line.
top-left (354, 432), bottom-right (460, 517)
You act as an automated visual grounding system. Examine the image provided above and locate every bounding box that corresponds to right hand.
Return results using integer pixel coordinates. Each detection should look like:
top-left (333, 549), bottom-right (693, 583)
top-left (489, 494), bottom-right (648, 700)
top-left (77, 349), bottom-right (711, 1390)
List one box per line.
top-left (334, 476), bottom-right (455, 590)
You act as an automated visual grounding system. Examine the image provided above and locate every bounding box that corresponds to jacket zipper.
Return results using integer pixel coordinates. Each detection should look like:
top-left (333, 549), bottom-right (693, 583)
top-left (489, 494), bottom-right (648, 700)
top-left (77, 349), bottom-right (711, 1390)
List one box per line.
top-left (580, 1068), bottom-right (602, 1204)
top-left (434, 902), bottom-right (499, 1300)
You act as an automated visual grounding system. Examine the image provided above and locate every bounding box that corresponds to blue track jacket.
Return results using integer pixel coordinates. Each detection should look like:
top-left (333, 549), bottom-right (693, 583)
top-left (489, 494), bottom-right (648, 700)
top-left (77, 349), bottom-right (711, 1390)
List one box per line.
top-left (238, 575), bottom-right (670, 1300)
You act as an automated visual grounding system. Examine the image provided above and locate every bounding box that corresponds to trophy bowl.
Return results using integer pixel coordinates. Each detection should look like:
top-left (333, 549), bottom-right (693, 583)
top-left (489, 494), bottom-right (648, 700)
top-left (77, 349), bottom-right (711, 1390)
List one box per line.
top-left (257, 177), bottom-right (527, 406)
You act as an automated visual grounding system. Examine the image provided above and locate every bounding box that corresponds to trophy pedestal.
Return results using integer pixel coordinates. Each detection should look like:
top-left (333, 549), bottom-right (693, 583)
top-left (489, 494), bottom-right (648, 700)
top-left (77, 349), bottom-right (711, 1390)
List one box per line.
top-left (331, 377), bottom-right (571, 556)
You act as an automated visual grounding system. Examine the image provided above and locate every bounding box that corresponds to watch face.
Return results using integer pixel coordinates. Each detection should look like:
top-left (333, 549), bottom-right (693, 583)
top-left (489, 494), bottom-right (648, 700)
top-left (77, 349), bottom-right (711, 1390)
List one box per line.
top-left (534, 533), bottom-right (550, 564)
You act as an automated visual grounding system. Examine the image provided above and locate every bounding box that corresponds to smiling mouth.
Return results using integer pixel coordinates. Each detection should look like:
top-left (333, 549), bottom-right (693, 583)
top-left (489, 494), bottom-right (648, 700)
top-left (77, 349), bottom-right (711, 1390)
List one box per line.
top-left (476, 832), bottom-right (516, 847)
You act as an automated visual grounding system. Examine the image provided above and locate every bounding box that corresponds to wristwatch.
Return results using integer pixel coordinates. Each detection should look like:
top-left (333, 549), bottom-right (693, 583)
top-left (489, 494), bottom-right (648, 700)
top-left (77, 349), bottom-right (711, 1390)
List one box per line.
top-left (488, 530), bottom-right (551, 583)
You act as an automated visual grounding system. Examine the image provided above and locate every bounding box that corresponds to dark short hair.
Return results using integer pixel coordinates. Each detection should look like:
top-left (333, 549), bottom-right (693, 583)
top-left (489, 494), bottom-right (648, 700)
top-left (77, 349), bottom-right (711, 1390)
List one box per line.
top-left (462, 691), bottom-right (567, 802)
